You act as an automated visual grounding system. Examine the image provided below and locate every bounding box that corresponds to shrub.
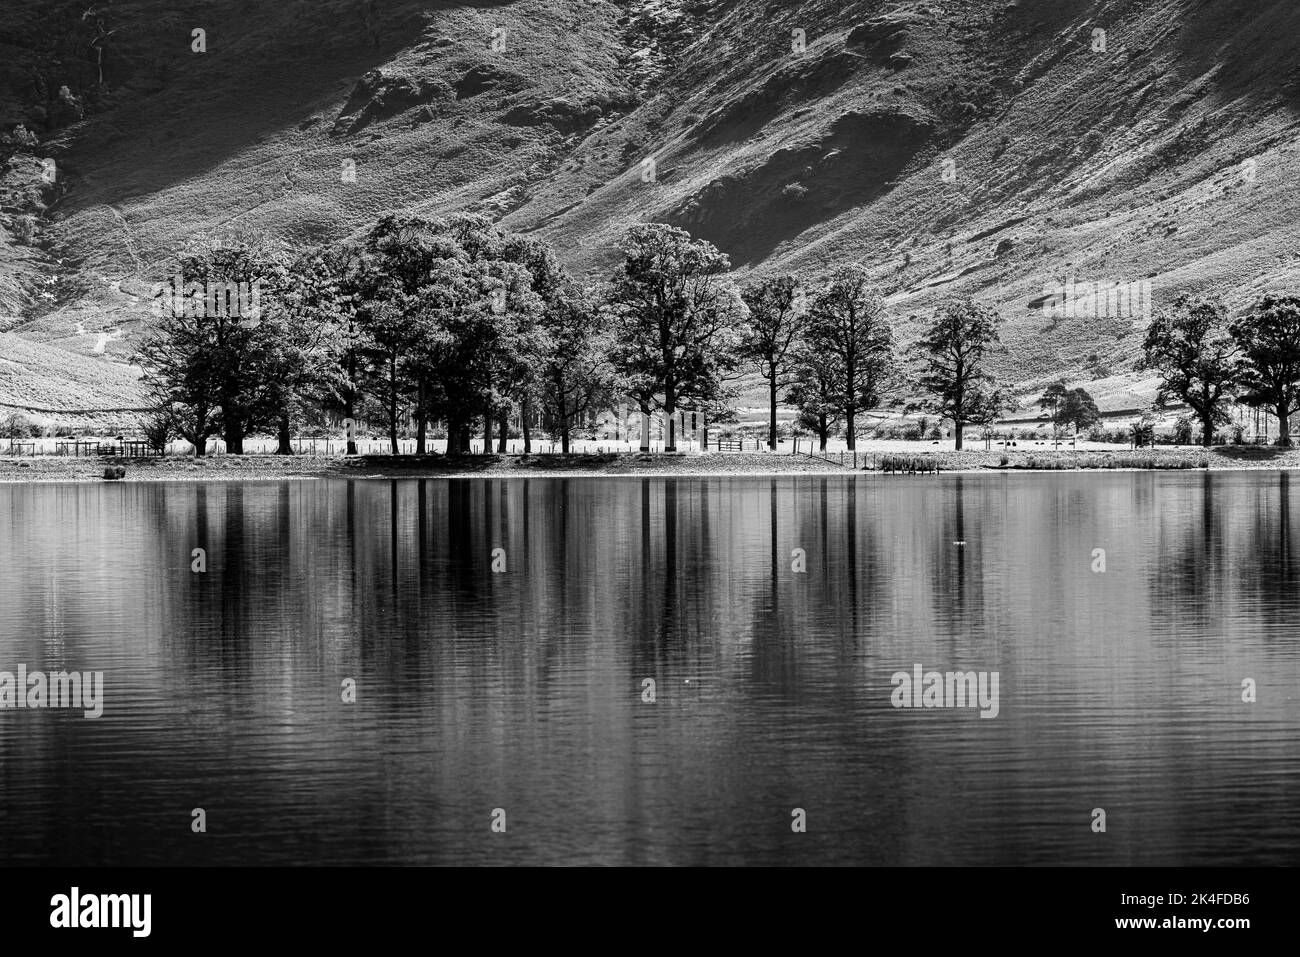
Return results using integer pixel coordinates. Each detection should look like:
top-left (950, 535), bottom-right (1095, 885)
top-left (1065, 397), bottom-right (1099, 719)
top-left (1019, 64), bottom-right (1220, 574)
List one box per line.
top-left (1, 124), bottom-right (39, 151)
top-left (11, 215), bottom-right (37, 244)
top-left (878, 454), bottom-right (940, 473)
top-left (871, 423), bottom-right (913, 440)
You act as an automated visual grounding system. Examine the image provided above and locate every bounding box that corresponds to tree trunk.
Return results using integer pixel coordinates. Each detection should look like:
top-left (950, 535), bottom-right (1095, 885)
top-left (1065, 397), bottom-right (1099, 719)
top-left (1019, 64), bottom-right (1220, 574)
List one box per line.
top-left (522, 395), bottom-right (532, 454)
top-left (276, 414), bottom-right (292, 455)
top-left (665, 383), bottom-right (677, 452)
top-left (1200, 410), bottom-right (1214, 448)
top-left (192, 411), bottom-right (208, 457)
top-left (224, 419), bottom-right (244, 455)
top-left (497, 412), bottom-right (509, 453)
top-left (954, 417), bottom-right (964, 451)
top-left (387, 357), bottom-right (399, 454)
top-left (818, 414), bottom-right (828, 452)
top-left (344, 354), bottom-right (358, 455)
top-left (846, 406), bottom-right (856, 452)
top-left (416, 381), bottom-right (427, 455)
top-left (768, 376), bottom-right (778, 451)
top-left (483, 407), bottom-right (492, 454)
top-left (1277, 405), bottom-right (1291, 447)
top-left (639, 402), bottom-right (651, 452)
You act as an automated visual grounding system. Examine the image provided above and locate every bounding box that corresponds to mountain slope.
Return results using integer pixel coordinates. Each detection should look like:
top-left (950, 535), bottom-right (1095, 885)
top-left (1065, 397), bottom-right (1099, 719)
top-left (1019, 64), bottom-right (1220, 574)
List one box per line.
top-left (3, 0), bottom-right (1300, 417)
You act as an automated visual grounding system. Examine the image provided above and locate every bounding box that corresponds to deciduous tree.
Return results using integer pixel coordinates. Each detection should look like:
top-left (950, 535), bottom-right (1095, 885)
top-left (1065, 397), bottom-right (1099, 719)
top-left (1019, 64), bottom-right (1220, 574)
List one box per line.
top-left (913, 298), bottom-right (1008, 450)
top-left (1139, 295), bottom-right (1237, 448)
top-left (1230, 295), bottom-right (1300, 447)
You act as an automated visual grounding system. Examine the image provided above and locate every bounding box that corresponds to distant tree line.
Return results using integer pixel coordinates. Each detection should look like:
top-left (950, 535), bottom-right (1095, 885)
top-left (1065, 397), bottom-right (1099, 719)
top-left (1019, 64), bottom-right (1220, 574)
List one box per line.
top-left (135, 217), bottom-right (1019, 456)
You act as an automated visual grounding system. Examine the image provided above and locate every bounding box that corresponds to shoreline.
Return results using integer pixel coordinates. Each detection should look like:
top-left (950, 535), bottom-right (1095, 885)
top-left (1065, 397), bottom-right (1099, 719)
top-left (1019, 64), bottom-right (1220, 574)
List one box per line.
top-left (3, 447), bottom-right (1300, 483)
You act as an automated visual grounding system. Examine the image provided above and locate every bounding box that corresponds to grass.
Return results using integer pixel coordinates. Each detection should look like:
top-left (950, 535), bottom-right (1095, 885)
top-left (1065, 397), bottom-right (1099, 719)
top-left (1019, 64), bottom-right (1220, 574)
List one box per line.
top-left (1015, 453), bottom-right (1209, 470)
top-left (868, 448), bottom-right (1217, 472)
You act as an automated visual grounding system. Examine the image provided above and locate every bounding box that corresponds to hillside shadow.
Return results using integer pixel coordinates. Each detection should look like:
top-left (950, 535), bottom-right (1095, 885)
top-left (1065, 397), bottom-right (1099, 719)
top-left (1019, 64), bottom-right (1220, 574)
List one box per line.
top-left (668, 108), bottom-right (934, 267)
top-left (1169, 0), bottom-right (1300, 112)
top-left (56, 0), bottom-right (520, 213)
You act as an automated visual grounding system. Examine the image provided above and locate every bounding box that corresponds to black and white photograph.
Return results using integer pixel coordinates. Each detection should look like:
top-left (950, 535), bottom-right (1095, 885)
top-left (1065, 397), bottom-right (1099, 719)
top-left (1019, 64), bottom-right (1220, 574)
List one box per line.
top-left (0, 0), bottom-right (1290, 935)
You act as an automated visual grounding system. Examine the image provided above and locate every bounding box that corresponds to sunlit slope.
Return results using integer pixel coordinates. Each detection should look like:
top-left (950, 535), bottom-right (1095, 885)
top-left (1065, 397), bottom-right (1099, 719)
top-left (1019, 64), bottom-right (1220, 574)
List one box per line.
top-left (2, 0), bottom-right (1299, 412)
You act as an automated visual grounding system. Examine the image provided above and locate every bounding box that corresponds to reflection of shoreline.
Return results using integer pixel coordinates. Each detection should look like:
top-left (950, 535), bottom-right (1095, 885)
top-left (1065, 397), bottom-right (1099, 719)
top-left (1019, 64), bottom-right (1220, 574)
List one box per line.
top-left (3, 472), bottom-right (1298, 866)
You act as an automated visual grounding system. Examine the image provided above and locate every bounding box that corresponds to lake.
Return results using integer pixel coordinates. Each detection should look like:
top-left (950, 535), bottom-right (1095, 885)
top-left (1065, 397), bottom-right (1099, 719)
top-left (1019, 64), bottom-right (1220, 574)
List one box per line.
top-left (1, 472), bottom-right (1297, 865)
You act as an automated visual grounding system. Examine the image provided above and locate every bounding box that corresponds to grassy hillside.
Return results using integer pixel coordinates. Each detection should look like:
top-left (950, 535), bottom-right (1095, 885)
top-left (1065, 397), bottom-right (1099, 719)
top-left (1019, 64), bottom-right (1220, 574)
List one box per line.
top-left (3, 0), bottom-right (1299, 419)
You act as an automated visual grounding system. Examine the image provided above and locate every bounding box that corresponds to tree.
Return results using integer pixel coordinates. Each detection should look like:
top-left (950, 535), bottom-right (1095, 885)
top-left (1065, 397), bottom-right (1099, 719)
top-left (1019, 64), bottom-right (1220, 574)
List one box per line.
top-left (357, 287), bottom-right (423, 454)
top-left (1138, 294), bottom-right (1238, 447)
top-left (260, 252), bottom-right (349, 454)
top-left (135, 299), bottom-right (220, 456)
top-left (1038, 381), bottom-right (1067, 446)
top-left (348, 216), bottom-right (451, 454)
top-left (1057, 388), bottom-right (1101, 438)
top-left (135, 240), bottom-right (284, 456)
top-left (913, 298), bottom-right (1008, 450)
top-left (1230, 295), bottom-right (1300, 447)
top-left (312, 243), bottom-right (364, 454)
top-left (739, 276), bottom-right (807, 451)
top-left (606, 313), bottom-right (660, 452)
top-left (467, 257), bottom-right (545, 454)
top-left (342, 214), bottom-right (543, 456)
top-left (786, 344), bottom-right (842, 452)
top-left (803, 266), bottom-right (894, 452)
top-left (538, 282), bottom-right (618, 454)
top-left (0, 412), bottom-right (34, 440)
top-left (182, 242), bottom-right (287, 454)
top-left (500, 235), bottom-right (562, 453)
top-left (607, 224), bottom-right (745, 453)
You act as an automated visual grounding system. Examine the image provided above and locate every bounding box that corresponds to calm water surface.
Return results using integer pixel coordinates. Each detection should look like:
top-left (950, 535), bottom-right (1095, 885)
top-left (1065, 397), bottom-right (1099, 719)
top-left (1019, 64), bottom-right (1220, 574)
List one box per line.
top-left (1, 473), bottom-right (1298, 865)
